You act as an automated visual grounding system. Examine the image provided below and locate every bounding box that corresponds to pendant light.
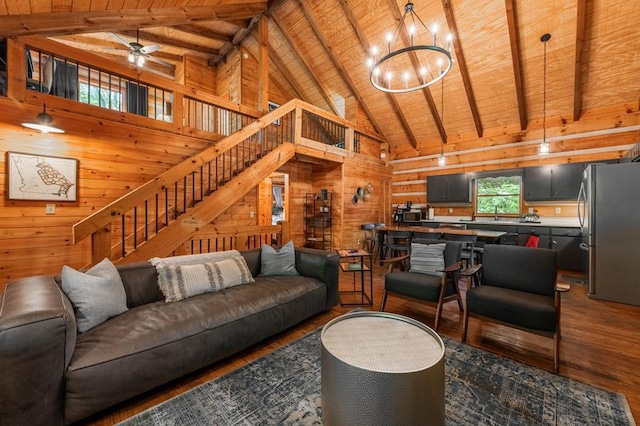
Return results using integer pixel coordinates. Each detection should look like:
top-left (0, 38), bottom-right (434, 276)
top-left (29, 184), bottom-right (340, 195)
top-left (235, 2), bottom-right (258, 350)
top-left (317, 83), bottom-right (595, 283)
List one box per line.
top-left (539, 33), bottom-right (551, 155)
top-left (22, 104), bottom-right (65, 134)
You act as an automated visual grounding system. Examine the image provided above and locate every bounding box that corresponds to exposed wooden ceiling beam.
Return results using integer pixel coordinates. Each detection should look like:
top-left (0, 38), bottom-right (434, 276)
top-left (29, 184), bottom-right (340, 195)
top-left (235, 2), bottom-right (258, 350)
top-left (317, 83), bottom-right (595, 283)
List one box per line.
top-left (0, 5), bottom-right (267, 38)
top-left (270, 12), bottom-right (342, 116)
top-left (170, 24), bottom-right (233, 43)
top-left (118, 29), bottom-right (219, 56)
top-left (383, 0), bottom-right (442, 146)
top-left (210, 0), bottom-right (288, 66)
top-left (442, 0), bottom-right (484, 138)
top-left (573, 0), bottom-right (587, 121)
top-left (296, 0), bottom-right (387, 138)
top-left (505, 0), bottom-right (527, 131)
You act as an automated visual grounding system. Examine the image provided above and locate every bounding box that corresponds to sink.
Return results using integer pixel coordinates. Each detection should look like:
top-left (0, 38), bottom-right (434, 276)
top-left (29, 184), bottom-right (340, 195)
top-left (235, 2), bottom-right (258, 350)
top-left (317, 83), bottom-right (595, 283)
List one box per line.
top-left (459, 219), bottom-right (521, 224)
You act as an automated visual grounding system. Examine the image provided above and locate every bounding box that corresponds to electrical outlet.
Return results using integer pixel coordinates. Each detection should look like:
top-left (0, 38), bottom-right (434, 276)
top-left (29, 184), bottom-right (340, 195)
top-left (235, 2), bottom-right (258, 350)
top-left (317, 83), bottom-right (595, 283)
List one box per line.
top-left (46, 204), bottom-right (56, 214)
top-left (528, 207), bottom-right (534, 214)
top-left (250, 211), bottom-right (254, 218)
top-left (357, 239), bottom-right (361, 246)
top-left (449, 208), bottom-right (453, 213)
top-left (555, 207), bottom-right (561, 214)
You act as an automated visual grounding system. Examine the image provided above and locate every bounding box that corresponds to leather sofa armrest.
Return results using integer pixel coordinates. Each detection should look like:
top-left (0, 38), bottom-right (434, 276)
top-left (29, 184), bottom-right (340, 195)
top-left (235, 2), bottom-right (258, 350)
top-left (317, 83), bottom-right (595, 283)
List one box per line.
top-left (294, 247), bottom-right (340, 309)
top-left (0, 276), bottom-right (76, 425)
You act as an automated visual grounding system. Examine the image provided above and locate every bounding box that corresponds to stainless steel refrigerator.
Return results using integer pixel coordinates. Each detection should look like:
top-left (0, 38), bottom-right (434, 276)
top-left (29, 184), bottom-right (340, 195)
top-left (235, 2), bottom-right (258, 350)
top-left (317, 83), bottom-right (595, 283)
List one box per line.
top-left (577, 162), bottom-right (640, 306)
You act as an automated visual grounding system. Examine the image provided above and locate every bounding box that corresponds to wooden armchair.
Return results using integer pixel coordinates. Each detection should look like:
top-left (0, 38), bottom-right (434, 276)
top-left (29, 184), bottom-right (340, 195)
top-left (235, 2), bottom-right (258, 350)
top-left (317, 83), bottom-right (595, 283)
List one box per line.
top-left (461, 244), bottom-right (570, 373)
top-left (380, 240), bottom-right (463, 331)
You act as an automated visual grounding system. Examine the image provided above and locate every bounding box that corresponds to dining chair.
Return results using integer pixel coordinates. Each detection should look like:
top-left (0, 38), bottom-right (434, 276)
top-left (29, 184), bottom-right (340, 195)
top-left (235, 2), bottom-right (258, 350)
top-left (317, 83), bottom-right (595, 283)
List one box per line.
top-left (384, 230), bottom-right (413, 260)
top-left (443, 233), bottom-right (478, 269)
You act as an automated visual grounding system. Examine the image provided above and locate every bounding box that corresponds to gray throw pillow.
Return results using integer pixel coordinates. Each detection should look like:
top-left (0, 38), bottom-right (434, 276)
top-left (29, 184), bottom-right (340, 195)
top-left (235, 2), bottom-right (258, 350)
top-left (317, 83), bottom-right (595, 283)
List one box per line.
top-left (409, 243), bottom-right (446, 277)
top-left (61, 258), bottom-right (128, 333)
top-left (260, 240), bottom-right (299, 276)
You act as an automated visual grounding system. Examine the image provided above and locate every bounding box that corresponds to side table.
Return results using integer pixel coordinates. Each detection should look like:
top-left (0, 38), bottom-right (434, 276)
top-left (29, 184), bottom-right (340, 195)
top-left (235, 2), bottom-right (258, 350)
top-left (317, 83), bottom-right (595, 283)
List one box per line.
top-left (336, 249), bottom-right (373, 306)
top-left (321, 311), bottom-right (445, 426)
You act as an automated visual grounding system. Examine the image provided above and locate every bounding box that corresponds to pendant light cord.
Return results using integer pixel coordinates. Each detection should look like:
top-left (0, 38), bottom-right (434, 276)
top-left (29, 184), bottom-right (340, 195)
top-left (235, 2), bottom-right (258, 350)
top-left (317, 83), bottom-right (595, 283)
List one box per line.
top-left (543, 37), bottom-right (547, 145)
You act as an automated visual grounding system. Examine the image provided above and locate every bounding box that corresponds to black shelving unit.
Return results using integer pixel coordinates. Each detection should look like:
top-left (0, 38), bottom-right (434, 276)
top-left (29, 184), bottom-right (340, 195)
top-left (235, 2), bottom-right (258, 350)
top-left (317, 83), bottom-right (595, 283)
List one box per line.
top-left (305, 192), bottom-right (332, 250)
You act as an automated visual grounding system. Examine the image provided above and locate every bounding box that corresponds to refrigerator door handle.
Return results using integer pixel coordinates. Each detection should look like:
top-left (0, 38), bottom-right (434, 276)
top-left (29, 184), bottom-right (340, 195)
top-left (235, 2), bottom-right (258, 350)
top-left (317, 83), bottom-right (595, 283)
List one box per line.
top-left (577, 182), bottom-right (586, 234)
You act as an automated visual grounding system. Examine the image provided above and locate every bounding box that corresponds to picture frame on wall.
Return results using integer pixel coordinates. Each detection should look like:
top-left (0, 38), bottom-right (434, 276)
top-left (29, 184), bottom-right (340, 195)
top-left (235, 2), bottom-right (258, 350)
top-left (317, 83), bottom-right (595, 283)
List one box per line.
top-left (7, 152), bottom-right (78, 201)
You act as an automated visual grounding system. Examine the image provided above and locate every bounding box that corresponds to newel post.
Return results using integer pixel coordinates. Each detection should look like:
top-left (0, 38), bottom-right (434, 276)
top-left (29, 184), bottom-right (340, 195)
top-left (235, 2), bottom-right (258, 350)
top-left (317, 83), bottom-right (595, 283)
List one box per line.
top-left (91, 224), bottom-right (112, 265)
top-left (280, 221), bottom-right (290, 245)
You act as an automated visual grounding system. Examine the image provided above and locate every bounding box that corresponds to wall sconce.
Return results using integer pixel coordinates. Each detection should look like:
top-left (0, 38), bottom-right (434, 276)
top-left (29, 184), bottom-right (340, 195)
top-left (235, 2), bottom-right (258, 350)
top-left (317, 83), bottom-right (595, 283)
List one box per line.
top-left (22, 104), bottom-right (65, 134)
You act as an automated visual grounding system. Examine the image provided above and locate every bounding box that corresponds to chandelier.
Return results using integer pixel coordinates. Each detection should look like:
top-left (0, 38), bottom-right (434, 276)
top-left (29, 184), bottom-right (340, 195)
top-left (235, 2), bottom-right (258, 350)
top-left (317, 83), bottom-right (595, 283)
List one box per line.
top-left (367, 1), bottom-right (453, 93)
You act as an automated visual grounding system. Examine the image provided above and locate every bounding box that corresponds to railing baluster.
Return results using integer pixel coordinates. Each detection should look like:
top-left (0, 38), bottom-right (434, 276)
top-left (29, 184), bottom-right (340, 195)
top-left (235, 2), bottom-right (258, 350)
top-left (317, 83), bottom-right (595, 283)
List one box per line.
top-left (133, 206), bottom-right (137, 249)
top-left (121, 214), bottom-right (126, 258)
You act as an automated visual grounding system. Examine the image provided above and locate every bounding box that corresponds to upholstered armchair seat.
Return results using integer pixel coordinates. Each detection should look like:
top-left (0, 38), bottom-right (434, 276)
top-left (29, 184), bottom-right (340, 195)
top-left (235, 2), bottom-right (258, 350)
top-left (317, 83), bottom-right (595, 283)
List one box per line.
top-left (384, 271), bottom-right (449, 302)
top-left (465, 285), bottom-right (557, 332)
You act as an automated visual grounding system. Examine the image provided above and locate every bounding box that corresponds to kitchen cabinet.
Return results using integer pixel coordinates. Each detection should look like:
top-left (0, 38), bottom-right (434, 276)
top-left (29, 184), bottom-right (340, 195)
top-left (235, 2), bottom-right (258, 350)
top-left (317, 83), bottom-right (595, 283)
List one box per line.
top-left (551, 228), bottom-right (587, 271)
top-left (427, 173), bottom-right (471, 203)
top-left (523, 163), bottom-right (583, 201)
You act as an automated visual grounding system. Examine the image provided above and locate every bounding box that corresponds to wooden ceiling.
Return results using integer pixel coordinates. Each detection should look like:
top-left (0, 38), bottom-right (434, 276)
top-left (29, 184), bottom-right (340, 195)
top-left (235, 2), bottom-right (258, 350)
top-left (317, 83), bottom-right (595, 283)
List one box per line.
top-left (1, 0), bottom-right (639, 157)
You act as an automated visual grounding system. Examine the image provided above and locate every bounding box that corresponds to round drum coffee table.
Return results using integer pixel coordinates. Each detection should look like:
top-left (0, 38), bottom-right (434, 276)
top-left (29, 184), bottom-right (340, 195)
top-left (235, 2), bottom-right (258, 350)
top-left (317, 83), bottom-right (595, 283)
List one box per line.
top-left (321, 311), bottom-right (445, 426)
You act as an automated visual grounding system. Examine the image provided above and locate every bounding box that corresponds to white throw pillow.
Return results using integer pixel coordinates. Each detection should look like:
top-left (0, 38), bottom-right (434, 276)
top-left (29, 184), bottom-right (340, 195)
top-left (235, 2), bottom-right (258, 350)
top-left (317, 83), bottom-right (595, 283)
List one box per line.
top-left (61, 258), bottom-right (128, 333)
top-left (409, 243), bottom-right (446, 277)
top-left (260, 240), bottom-right (299, 276)
top-left (157, 256), bottom-right (255, 302)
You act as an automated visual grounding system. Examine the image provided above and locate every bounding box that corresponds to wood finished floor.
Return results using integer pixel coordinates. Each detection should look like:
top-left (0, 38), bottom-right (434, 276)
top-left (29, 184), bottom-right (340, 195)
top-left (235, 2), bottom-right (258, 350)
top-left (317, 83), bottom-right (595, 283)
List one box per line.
top-left (80, 263), bottom-right (640, 425)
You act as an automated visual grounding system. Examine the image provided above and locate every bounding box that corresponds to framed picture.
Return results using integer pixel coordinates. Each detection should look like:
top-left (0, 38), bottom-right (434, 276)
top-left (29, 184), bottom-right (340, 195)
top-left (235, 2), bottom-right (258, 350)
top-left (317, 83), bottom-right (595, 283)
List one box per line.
top-left (268, 101), bottom-right (281, 126)
top-left (7, 152), bottom-right (78, 201)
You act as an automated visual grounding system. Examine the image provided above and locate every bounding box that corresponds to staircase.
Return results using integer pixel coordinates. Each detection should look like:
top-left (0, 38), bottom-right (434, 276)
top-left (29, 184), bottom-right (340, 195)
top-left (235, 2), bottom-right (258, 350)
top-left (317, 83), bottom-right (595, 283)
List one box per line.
top-left (73, 99), bottom-right (384, 265)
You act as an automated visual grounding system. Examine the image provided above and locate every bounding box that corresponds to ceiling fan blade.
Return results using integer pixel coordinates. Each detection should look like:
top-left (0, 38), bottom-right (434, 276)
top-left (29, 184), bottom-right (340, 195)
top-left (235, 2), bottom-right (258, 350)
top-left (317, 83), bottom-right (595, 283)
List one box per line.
top-left (145, 54), bottom-right (173, 68)
top-left (140, 44), bottom-right (161, 55)
top-left (109, 32), bottom-right (132, 48)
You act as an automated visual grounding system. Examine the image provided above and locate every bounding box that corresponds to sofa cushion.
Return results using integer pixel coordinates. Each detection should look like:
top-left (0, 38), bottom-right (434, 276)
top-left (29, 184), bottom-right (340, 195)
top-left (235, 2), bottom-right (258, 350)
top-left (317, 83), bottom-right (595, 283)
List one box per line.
top-left (409, 242), bottom-right (445, 277)
top-left (157, 257), bottom-right (255, 302)
top-left (61, 258), bottom-right (128, 333)
top-left (260, 240), bottom-right (299, 276)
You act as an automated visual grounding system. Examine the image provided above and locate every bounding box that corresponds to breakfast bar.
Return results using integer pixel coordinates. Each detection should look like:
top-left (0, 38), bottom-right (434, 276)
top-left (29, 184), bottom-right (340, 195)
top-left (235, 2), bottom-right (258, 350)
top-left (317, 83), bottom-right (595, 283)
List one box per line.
top-left (376, 226), bottom-right (507, 262)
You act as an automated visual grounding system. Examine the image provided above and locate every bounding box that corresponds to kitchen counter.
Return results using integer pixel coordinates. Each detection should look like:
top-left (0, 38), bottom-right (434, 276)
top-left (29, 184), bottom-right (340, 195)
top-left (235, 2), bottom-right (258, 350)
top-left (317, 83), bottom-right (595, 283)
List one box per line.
top-left (420, 216), bottom-right (581, 228)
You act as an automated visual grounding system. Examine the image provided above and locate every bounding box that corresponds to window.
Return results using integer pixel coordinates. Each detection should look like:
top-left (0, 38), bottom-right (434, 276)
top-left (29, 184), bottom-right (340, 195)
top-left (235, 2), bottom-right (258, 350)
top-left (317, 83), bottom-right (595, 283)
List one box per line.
top-left (476, 175), bottom-right (521, 215)
top-left (79, 83), bottom-right (122, 111)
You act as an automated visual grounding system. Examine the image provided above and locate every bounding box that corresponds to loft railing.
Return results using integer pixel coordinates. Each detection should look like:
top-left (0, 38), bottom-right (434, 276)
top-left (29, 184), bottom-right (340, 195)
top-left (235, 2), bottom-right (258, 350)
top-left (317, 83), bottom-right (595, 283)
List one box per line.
top-left (177, 223), bottom-right (290, 256)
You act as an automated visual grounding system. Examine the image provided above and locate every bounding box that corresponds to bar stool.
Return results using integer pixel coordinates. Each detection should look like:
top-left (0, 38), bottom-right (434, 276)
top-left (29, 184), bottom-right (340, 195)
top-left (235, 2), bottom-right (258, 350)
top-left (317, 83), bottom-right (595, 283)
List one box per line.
top-left (362, 223), bottom-right (377, 253)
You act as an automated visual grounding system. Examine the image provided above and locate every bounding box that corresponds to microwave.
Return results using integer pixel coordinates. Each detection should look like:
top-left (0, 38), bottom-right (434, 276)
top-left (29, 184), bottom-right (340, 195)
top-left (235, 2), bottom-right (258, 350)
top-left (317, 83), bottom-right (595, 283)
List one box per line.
top-left (403, 211), bottom-right (422, 222)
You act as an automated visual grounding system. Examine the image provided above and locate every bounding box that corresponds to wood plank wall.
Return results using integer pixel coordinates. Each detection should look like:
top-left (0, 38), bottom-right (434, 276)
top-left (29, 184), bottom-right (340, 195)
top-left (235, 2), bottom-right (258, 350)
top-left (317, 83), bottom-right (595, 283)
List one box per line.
top-left (0, 34), bottom-right (390, 289)
top-left (389, 102), bottom-right (640, 216)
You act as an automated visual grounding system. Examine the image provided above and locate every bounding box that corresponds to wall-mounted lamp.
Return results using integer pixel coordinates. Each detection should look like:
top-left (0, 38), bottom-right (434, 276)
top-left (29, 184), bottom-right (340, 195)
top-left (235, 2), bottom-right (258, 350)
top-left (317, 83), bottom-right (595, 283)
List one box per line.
top-left (22, 104), bottom-right (65, 134)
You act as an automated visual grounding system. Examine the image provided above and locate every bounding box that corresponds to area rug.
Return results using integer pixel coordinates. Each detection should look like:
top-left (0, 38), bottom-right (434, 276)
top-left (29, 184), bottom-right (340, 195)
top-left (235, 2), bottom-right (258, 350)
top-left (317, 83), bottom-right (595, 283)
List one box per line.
top-left (119, 330), bottom-right (635, 426)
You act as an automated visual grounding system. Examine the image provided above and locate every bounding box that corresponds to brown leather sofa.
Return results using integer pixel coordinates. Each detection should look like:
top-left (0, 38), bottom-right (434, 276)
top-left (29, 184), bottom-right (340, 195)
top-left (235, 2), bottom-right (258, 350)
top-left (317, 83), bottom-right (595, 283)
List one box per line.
top-left (0, 247), bottom-right (339, 425)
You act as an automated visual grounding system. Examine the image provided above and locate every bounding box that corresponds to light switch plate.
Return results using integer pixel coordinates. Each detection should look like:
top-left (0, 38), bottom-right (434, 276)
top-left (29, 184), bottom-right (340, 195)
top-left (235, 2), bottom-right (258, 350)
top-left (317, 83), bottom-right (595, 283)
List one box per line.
top-left (46, 204), bottom-right (56, 214)
top-left (555, 207), bottom-right (561, 214)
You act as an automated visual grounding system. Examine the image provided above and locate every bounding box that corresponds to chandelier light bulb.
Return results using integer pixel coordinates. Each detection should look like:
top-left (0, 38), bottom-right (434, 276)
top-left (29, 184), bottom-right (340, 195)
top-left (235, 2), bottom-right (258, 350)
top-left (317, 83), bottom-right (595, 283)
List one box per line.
top-left (371, 45), bottom-right (379, 56)
top-left (366, 58), bottom-right (374, 69)
top-left (539, 141), bottom-right (550, 155)
top-left (438, 155), bottom-right (446, 167)
top-left (127, 53), bottom-right (135, 63)
top-left (137, 55), bottom-right (145, 67)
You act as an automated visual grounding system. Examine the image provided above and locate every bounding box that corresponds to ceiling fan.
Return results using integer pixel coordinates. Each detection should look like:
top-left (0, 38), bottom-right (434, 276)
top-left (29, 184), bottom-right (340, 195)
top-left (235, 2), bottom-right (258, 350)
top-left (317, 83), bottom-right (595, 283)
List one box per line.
top-left (110, 29), bottom-right (172, 68)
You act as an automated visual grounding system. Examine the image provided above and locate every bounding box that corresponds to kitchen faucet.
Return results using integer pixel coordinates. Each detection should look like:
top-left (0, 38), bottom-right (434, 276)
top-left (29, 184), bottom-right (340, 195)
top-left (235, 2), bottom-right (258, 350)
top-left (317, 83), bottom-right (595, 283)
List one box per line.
top-left (494, 206), bottom-right (498, 221)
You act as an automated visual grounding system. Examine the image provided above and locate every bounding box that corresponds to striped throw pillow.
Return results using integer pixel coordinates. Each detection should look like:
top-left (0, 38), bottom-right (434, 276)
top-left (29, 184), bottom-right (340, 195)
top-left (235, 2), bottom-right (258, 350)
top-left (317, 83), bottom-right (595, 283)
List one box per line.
top-left (157, 256), bottom-right (254, 302)
top-left (409, 243), bottom-right (446, 277)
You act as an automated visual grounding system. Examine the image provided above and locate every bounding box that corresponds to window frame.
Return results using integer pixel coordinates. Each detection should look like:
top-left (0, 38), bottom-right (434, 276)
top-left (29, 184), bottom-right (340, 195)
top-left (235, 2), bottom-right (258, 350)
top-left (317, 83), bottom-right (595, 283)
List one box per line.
top-left (473, 171), bottom-right (523, 218)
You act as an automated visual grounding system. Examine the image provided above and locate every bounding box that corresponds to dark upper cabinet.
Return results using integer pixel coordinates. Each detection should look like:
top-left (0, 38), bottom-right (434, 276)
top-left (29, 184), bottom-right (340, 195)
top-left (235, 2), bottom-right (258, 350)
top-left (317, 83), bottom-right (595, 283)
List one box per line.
top-left (427, 173), bottom-right (470, 203)
top-left (523, 163), bottom-right (583, 201)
